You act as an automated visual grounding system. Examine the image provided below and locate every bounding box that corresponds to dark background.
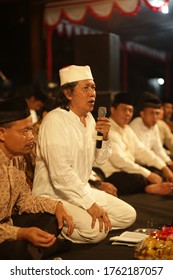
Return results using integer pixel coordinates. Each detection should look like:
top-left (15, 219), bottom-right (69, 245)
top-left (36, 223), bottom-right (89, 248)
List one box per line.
top-left (0, 0), bottom-right (172, 106)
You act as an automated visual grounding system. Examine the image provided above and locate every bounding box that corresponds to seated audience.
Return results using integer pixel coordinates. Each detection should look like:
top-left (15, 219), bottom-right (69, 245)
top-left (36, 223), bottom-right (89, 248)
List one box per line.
top-left (23, 97), bottom-right (58, 186)
top-left (130, 92), bottom-right (173, 172)
top-left (89, 169), bottom-right (118, 197)
top-left (157, 106), bottom-right (173, 159)
top-left (94, 92), bottom-right (173, 196)
top-left (162, 98), bottom-right (173, 133)
top-left (0, 96), bottom-right (74, 260)
top-left (26, 85), bottom-right (48, 124)
top-left (32, 65), bottom-right (136, 244)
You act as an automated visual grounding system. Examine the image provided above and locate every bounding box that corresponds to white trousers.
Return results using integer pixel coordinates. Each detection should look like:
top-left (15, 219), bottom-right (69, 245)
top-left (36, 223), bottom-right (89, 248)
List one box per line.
top-left (60, 189), bottom-right (136, 244)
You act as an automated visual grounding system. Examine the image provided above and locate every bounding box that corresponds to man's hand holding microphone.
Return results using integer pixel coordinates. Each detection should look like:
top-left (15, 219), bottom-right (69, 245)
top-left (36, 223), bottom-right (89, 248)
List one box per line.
top-left (95, 107), bottom-right (111, 149)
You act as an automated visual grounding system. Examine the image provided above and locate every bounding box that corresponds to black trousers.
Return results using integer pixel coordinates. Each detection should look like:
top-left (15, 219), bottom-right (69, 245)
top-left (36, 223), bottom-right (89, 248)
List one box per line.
top-left (0, 213), bottom-right (70, 260)
top-left (107, 172), bottom-right (148, 196)
top-left (96, 166), bottom-right (164, 196)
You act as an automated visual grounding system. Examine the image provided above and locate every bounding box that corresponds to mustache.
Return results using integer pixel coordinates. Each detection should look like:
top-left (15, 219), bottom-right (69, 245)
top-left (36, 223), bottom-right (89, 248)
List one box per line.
top-left (26, 142), bottom-right (35, 149)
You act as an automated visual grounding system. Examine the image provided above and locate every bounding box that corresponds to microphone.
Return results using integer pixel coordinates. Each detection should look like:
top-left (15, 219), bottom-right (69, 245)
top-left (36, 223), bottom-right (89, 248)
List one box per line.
top-left (96, 106), bottom-right (107, 149)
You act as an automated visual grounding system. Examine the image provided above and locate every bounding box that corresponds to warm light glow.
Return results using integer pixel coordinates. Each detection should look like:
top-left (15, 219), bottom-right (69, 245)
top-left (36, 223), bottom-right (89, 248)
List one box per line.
top-left (158, 78), bottom-right (164, 85)
top-left (48, 82), bottom-right (58, 88)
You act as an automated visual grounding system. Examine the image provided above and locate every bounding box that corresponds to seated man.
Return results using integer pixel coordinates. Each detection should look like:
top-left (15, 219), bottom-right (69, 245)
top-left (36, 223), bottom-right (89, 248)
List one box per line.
top-left (89, 169), bottom-right (118, 197)
top-left (157, 106), bottom-right (173, 159)
top-left (24, 97), bottom-right (118, 197)
top-left (32, 65), bottom-right (136, 244)
top-left (130, 92), bottom-right (173, 171)
top-left (26, 85), bottom-right (48, 124)
top-left (95, 92), bottom-right (173, 196)
top-left (0, 96), bottom-right (74, 260)
top-left (162, 98), bottom-right (173, 133)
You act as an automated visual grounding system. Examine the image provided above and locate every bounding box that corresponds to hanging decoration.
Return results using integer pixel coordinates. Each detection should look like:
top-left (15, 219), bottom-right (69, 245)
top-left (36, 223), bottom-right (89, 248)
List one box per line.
top-left (44, 0), bottom-right (169, 27)
top-left (43, 0), bottom-right (170, 81)
top-left (56, 19), bottom-right (102, 37)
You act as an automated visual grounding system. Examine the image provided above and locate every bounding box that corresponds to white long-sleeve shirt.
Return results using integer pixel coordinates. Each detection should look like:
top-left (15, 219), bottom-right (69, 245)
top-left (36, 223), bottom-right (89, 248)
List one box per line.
top-left (32, 108), bottom-right (112, 210)
top-left (97, 118), bottom-right (166, 178)
top-left (157, 119), bottom-right (173, 153)
top-left (130, 117), bottom-right (171, 163)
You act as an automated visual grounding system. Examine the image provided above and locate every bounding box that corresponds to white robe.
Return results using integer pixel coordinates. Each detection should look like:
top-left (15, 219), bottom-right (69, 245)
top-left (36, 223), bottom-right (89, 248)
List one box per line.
top-left (32, 108), bottom-right (136, 243)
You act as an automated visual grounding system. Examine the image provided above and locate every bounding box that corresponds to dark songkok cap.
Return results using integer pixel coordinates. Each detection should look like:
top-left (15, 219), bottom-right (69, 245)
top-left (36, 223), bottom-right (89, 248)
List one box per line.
top-left (111, 92), bottom-right (134, 107)
top-left (161, 97), bottom-right (173, 105)
top-left (0, 96), bottom-right (30, 124)
top-left (139, 92), bottom-right (161, 110)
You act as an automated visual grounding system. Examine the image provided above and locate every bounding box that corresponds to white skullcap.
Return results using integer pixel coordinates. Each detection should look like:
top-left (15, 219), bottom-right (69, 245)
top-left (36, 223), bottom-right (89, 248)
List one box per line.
top-left (59, 65), bottom-right (93, 86)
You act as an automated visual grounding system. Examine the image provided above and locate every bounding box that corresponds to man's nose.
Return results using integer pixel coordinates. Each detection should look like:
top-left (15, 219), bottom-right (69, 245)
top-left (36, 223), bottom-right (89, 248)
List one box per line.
top-left (28, 130), bottom-right (35, 140)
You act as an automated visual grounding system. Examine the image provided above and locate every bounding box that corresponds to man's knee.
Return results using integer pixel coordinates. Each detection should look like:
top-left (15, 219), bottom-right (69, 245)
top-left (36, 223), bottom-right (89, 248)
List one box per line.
top-left (124, 205), bottom-right (137, 227)
top-left (87, 226), bottom-right (108, 243)
top-left (61, 222), bottom-right (108, 244)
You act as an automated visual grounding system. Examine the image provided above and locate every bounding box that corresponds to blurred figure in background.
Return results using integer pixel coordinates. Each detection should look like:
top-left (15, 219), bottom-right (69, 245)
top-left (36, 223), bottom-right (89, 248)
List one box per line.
top-left (0, 70), bottom-right (13, 100)
top-left (162, 98), bottom-right (173, 133)
top-left (157, 106), bottom-right (173, 160)
top-left (24, 97), bottom-right (58, 186)
top-left (95, 92), bottom-right (173, 196)
top-left (26, 85), bottom-right (48, 124)
top-left (130, 92), bottom-right (173, 172)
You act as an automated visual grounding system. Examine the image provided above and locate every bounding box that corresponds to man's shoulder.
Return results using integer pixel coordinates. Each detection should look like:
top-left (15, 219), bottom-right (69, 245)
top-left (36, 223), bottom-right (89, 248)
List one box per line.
top-left (130, 117), bottom-right (141, 126)
top-left (42, 107), bottom-right (68, 125)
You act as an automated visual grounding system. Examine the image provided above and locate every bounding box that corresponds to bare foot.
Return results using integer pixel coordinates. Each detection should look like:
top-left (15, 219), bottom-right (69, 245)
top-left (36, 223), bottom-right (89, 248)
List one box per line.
top-left (145, 182), bottom-right (173, 195)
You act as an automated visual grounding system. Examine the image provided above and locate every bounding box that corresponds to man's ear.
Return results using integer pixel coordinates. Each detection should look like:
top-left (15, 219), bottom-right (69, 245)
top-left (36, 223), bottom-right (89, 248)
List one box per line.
top-left (42, 111), bottom-right (47, 118)
top-left (64, 88), bottom-right (72, 100)
top-left (140, 110), bottom-right (144, 118)
top-left (110, 106), bottom-right (115, 115)
top-left (0, 127), bottom-right (5, 141)
top-left (30, 96), bottom-right (36, 102)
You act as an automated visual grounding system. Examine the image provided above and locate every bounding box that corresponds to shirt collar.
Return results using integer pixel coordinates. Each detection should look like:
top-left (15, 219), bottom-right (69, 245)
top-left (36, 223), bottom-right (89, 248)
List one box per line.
top-left (109, 117), bottom-right (127, 135)
top-left (0, 148), bottom-right (11, 165)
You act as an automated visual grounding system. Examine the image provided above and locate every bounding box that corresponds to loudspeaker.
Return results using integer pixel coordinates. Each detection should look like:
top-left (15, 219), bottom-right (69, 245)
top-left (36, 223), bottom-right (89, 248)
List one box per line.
top-left (74, 33), bottom-right (120, 92)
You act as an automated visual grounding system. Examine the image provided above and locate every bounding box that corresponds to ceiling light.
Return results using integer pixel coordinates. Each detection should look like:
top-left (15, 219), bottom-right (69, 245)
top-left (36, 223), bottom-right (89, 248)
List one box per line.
top-left (148, 1), bottom-right (169, 13)
top-left (48, 82), bottom-right (58, 89)
top-left (161, 4), bottom-right (169, 14)
top-left (158, 78), bottom-right (164, 85)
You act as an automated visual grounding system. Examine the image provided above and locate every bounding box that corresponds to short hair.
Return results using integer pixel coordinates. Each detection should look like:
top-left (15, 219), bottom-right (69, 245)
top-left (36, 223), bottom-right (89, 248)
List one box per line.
top-left (27, 85), bottom-right (48, 103)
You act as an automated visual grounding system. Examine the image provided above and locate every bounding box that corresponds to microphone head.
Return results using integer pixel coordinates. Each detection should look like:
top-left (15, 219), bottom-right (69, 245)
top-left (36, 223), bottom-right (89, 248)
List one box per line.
top-left (98, 106), bottom-right (107, 118)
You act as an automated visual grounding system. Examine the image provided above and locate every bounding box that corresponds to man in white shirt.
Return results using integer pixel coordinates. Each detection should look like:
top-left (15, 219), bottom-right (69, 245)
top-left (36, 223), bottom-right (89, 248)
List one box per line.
top-left (26, 85), bottom-right (47, 124)
top-left (130, 92), bottom-right (173, 171)
top-left (162, 98), bottom-right (173, 133)
top-left (157, 107), bottom-right (173, 159)
top-left (95, 92), bottom-right (173, 196)
top-left (32, 65), bottom-right (136, 244)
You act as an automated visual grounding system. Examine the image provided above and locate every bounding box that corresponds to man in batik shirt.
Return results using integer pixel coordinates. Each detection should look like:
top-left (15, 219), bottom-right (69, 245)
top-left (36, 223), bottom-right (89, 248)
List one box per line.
top-left (0, 96), bottom-right (74, 259)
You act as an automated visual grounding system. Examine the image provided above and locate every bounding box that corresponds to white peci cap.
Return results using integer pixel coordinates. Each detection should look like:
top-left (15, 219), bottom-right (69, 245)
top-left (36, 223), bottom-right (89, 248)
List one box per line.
top-left (59, 65), bottom-right (93, 86)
